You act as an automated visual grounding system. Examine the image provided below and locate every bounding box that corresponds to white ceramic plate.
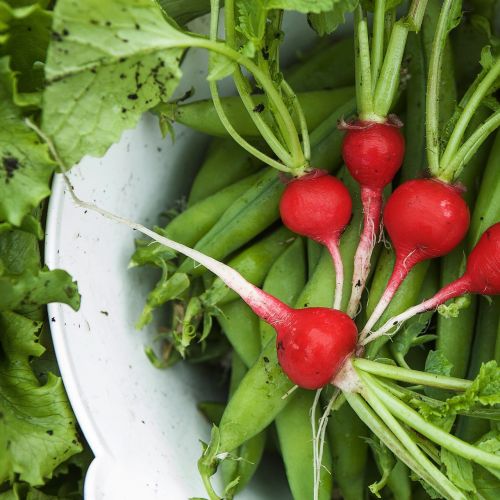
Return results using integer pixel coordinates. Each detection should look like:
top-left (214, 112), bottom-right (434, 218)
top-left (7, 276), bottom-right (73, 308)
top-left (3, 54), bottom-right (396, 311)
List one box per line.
top-left (45, 13), bottom-right (320, 500)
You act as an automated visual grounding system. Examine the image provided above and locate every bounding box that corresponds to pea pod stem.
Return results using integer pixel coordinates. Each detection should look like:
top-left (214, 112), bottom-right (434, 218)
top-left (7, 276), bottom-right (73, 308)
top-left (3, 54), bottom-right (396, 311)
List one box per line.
top-left (353, 358), bottom-right (471, 391)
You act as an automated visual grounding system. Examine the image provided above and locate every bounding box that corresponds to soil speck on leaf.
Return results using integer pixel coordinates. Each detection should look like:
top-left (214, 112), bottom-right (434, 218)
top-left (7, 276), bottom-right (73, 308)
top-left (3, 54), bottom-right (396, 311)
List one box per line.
top-left (3, 156), bottom-right (19, 180)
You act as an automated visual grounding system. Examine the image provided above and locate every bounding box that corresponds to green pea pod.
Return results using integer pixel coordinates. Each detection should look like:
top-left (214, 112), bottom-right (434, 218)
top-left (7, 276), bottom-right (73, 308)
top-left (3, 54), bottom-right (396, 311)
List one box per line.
top-left (401, 32), bottom-right (426, 183)
top-left (276, 389), bottom-right (333, 500)
top-left (217, 339), bottom-right (295, 454)
top-left (188, 138), bottom-right (261, 206)
top-left (306, 239), bottom-right (322, 279)
top-left (221, 354), bottom-right (267, 498)
top-left (259, 238), bottom-right (307, 347)
top-left (178, 169), bottom-right (284, 276)
top-left (217, 300), bottom-right (261, 369)
top-left (456, 297), bottom-right (500, 442)
top-left (327, 403), bottom-right (368, 500)
top-left (159, 88), bottom-right (355, 137)
top-left (198, 401), bottom-right (225, 426)
top-left (285, 37), bottom-right (355, 91)
top-left (436, 107), bottom-right (492, 379)
top-left (365, 251), bottom-right (430, 358)
top-left (159, 171), bottom-right (262, 247)
top-left (436, 251), bottom-right (478, 379)
top-left (469, 130), bottom-right (500, 247)
top-left (204, 226), bottom-right (295, 306)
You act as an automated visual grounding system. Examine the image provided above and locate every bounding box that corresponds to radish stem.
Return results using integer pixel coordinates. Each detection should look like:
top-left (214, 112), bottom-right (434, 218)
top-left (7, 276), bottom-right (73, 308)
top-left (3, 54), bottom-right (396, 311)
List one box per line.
top-left (353, 358), bottom-right (471, 391)
top-left (325, 240), bottom-right (344, 310)
top-left (359, 261), bottom-right (410, 340)
top-left (357, 372), bottom-right (466, 500)
top-left (365, 373), bottom-right (500, 470)
top-left (426, 0), bottom-right (459, 175)
top-left (362, 276), bottom-right (472, 344)
top-left (347, 187), bottom-right (382, 317)
top-left (344, 392), bottom-right (463, 500)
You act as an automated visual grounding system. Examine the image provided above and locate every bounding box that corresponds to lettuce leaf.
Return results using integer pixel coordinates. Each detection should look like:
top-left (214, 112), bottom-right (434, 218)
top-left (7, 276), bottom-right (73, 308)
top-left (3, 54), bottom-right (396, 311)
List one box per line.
top-left (0, 57), bottom-right (56, 227)
top-left (42, 0), bottom-right (190, 166)
top-left (0, 311), bottom-right (82, 485)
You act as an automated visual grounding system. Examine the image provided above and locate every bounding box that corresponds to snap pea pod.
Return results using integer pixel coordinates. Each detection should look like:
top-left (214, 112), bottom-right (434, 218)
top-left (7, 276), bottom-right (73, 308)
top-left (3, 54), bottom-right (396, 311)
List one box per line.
top-left (259, 238), bottom-right (307, 347)
top-left (469, 131), bottom-right (500, 247)
top-left (198, 401), bottom-right (225, 426)
top-left (159, 88), bottom-right (355, 137)
top-left (365, 251), bottom-right (430, 358)
top-left (307, 240), bottom-right (322, 279)
top-left (178, 169), bottom-right (285, 276)
top-left (275, 389), bottom-right (333, 500)
top-left (436, 108), bottom-right (492, 379)
top-left (215, 338), bottom-right (295, 455)
top-left (158, 172), bottom-right (262, 247)
top-left (221, 353), bottom-right (267, 498)
top-left (456, 297), bottom-right (500, 442)
top-left (188, 138), bottom-right (261, 206)
top-left (285, 37), bottom-right (355, 92)
top-left (327, 403), bottom-right (368, 500)
top-left (217, 300), bottom-right (261, 369)
top-left (204, 226), bottom-right (295, 306)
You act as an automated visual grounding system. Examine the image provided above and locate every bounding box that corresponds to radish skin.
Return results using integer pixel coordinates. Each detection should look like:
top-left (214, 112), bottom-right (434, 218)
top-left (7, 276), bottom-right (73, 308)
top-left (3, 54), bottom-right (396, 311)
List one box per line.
top-left (360, 179), bottom-right (470, 339)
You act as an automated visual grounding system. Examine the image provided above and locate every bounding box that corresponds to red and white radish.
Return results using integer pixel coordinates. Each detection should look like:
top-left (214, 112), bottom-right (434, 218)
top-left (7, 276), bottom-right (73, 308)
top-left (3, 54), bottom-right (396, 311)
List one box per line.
top-left (342, 121), bottom-right (405, 317)
top-left (279, 170), bottom-right (352, 309)
top-left (360, 178), bottom-right (470, 339)
top-left (363, 222), bottom-right (500, 344)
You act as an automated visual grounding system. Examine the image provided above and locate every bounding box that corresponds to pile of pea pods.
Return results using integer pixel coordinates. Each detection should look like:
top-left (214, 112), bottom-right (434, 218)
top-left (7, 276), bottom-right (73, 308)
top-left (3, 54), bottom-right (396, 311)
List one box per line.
top-left (131, 14), bottom-right (500, 500)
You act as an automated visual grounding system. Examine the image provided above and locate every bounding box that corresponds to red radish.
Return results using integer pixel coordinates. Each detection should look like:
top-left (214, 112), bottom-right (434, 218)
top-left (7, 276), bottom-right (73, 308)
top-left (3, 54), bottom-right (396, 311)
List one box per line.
top-left (64, 185), bottom-right (358, 390)
top-left (341, 121), bottom-right (405, 317)
top-left (279, 170), bottom-right (352, 309)
top-left (342, 122), bottom-right (405, 190)
top-left (360, 178), bottom-right (470, 338)
top-left (275, 308), bottom-right (358, 389)
top-left (363, 222), bottom-right (500, 344)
